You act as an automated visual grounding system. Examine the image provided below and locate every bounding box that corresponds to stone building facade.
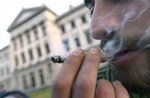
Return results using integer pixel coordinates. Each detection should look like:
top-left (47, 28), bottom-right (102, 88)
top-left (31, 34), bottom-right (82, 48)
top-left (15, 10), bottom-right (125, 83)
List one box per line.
top-left (0, 46), bottom-right (12, 91)
top-left (56, 4), bottom-right (99, 53)
top-left (5, 3), bottom-right (100, 91)
top-left (7, 5), bottom-right (62, 91)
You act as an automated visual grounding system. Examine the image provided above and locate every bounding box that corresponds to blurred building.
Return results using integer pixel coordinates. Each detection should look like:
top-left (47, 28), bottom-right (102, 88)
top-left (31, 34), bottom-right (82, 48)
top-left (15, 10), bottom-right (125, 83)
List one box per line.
top-left (7, 5), bottom-right (63, 92)
top-left (0, 46), bottom-right (12, 91)
top-left (56, 4), bottom-right (99, 52)
top-left (6, 3), bottom-right (100, 92)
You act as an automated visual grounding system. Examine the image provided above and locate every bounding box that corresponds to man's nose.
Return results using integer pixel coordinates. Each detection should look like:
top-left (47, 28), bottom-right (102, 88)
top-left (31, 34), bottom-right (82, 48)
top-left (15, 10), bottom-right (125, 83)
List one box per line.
top-left (90, 16), bottom-right (119, 40)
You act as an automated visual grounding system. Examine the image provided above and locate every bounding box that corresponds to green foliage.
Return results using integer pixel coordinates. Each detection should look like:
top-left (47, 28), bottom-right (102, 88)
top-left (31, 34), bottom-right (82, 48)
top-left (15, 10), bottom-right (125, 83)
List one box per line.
top-left (28, 87), bottom-right (51, 98)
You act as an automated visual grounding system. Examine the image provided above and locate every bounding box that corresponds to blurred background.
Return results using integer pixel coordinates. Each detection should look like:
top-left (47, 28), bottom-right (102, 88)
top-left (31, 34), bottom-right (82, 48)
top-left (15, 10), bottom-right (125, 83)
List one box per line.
top-left (0, 0), bottom-right (101, 98)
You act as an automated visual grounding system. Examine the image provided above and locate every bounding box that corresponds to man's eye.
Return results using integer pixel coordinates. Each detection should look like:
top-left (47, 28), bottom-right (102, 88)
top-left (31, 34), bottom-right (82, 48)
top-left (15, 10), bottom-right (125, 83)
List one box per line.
top-left (84, 0), bottom-right (95, 17)
top-left (89, 7), bottom-right (94, 17)
top-left (88, 2), bottom-right (95, 17)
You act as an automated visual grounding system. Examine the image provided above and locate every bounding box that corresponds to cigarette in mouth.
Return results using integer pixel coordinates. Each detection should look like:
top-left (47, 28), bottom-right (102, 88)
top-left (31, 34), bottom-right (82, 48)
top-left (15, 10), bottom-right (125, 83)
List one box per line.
top-left (51, 54), bottom-right (107, 63)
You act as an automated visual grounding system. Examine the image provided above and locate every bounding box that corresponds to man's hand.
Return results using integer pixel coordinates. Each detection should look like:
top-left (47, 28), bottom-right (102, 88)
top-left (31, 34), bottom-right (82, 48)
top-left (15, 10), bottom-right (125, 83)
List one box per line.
top-left (51, 48), bottom-right (129, 98)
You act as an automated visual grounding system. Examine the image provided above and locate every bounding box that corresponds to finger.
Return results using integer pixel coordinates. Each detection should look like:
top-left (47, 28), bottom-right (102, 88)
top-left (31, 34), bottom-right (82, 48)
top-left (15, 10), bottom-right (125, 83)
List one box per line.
top-left (95, 79), bottom-right (115, 98)
top-left (72, 48), bottom-right (101, 98)
top-left (51, 49), bottom-right (85, 98)
top-left (113, 81), bottom-right (129, 98)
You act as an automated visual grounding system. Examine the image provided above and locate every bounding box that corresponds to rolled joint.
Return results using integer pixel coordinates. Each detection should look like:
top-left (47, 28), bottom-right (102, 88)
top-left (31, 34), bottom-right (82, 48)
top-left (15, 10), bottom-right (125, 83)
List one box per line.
top-left (51, 55), bottom-right (107, 63)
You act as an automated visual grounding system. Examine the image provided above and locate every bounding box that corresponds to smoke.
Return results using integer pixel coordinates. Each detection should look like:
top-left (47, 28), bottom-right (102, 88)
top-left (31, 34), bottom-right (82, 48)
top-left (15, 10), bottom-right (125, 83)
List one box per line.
top-left (101, 0), bottom-right (150, 62)
top-left (137, 26), bottom-right (150, 50)
top-left (51, 0), bottom-right (150, 63)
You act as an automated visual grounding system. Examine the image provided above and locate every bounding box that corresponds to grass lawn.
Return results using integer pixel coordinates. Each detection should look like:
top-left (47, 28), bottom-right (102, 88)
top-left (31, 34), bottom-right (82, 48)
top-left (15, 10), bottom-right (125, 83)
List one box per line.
top-left (28, 87), bottom-right (51, 98)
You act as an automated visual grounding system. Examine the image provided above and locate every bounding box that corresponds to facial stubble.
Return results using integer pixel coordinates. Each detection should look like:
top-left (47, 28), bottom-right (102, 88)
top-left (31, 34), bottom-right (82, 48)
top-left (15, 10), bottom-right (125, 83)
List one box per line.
top-left (111, 48), bottom-right (150, 93)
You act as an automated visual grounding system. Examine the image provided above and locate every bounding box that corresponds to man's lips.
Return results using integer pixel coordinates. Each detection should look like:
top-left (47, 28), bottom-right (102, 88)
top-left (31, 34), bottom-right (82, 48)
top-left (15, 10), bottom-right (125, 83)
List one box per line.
top-left (110, 49), bottom-right (141, 65)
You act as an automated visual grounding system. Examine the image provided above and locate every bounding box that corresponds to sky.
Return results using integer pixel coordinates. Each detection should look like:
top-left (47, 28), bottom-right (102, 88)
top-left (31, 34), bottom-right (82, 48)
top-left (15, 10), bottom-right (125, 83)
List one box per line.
top-left (0, 0), bottom-right (83, 49)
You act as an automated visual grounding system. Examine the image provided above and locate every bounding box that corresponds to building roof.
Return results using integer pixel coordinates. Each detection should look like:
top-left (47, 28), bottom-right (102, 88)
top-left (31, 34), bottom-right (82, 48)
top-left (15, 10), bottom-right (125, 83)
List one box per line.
top-left (7, 5), bottom-right (58, 32)
top-left (0, 45), bottom-right (9, 53)
top-left (56, 3), bottom-right (85, 23)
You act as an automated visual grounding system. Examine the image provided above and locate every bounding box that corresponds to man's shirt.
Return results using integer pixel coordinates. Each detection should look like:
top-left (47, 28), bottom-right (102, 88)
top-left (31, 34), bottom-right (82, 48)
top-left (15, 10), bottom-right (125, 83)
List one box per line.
top-left (97, 64), bottom-right (150, 98)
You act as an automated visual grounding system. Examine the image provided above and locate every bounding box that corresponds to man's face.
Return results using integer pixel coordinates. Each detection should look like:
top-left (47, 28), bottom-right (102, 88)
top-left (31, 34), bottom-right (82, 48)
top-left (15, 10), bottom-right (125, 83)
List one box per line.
top-left (84, 0), bottom-right (150, 91)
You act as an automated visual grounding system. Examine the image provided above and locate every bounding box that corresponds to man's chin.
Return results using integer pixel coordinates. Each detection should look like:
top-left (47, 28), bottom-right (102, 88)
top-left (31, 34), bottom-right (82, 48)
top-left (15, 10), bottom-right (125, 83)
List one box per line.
top-left (111, 65), bottom-right (150, 94)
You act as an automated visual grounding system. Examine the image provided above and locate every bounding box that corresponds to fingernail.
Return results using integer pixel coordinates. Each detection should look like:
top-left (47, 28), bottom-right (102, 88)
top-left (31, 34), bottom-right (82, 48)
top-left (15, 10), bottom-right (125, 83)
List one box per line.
top-left (98, 79), bottom-right (106, 83)
top-left (72, 49), bottom-right (83, 55)
top-left (113, 80), bottom-right (122, 86)
top-left (90, 48), bottom-right (99, 54)
top-left (97, 79), bottom-right (106, 87)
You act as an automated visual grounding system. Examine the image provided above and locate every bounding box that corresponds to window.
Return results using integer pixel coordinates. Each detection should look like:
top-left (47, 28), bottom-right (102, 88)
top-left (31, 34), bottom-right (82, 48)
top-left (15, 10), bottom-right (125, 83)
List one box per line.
top-left (63, 39), bottom-right (70, 51)
top-left (33, 26), bottom-right (39, 40)
top-left (13, 39), bottom-right (17, 50)
top-left (81, 15), bottom-right (87, 23)
top-left (60, 25), bottom-right (65, 33)
top-left (85, 31), bottom-right (93, 44)
top-left (48, 63), bottom-right (53, 74)
top-left (75, 37), bottom-right (81, 47)
top-left (0, 68), bottom-right (2, 77)
top-left (22, 75), bottom-right (28, 89)
top-left (29, 49), bottom-right (33, 60)
top-left (71, 20), bottom-right (76, 28)
top-left (19, 35), bottom-right (23, 47)
top-left (1, 57), bottom-right (4, 64)
top-left (39, 69), bottom-right (45, 85)
top-left (30, 72), bottom-right (36, 88)
top-left (0, 68), bottom-right (4, 77)
top-left (21, 52), bottom-right (26, 63)
top-left (40, 21), bottom-right (47, 36)
top-left (0, 57), bottom-right (1, 63)
top-left (45, 43), bottom-right (50, 54)
top-left (37, 46), bottom-right (42, 57)
top-left (26, 31), bottom-right (31, 44)
top-left (5, 53), bottom-right (8, 61)
top-left (15, 56), bottom-right (19, 66)
top-left (6, 66), bottom-right (10, 75)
